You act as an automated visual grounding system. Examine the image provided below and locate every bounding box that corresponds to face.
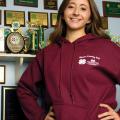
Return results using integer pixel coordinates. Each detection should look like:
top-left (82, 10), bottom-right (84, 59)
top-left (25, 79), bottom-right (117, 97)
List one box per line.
top-left (63, 0), bottom-right (91, 32)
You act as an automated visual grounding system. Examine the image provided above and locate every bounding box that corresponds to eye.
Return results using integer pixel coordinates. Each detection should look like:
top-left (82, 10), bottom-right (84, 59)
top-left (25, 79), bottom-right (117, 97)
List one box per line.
top-left (80, 7), bottom-right (87, 11)
top-left (67, 4), bottom-right (75, 9)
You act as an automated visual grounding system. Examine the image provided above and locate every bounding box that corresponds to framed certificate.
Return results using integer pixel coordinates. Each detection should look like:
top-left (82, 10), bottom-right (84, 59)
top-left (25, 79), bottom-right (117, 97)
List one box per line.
top-left (0, 0), bottom-right (6, 6)
top-left (14, 0), bottom-right (38, 7)
top-left (28, 12), bottom-right (48, 28)
top-left (0, 65), bottom-right (5, 84)
top-left (50, 13), bottom-right (57, 27)
top-left (1, 86), bottom-right (27, 120)
top-left (4, 10), bottom-right (25, 27)
top-left (44, 0), bottom-right (57, 10)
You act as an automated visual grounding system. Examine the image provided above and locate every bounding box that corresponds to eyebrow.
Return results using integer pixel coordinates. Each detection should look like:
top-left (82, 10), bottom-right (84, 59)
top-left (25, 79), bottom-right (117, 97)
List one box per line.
top-left (68, 2), bottom-right (88, 7)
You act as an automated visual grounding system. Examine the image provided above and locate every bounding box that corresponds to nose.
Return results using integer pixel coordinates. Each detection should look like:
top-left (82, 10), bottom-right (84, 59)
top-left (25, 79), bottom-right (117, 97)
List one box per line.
top-left (73, 7), bottom-right (80, 15)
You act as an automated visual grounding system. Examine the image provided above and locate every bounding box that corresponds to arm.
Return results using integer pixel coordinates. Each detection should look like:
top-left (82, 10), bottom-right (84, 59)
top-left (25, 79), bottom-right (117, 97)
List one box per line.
top-left (17, 51), bottom-right (46, 120)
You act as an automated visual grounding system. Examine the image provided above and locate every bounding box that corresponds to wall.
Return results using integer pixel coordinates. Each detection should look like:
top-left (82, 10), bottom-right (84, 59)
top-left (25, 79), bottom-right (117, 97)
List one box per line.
top-left (0, 0), bottom-right (120, 119)
top-left (0, 0), bottom-right (62, 119)
top-left (95, 0), bottom-right (120, 110)
top-left (96, 0), bottom-right (120, 36)
top-left (0, 0), bottom-right (62, 39)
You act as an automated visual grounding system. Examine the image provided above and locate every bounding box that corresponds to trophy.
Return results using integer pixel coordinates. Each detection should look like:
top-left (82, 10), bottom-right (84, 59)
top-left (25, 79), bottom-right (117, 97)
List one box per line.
top-left (23, 36), bottom-right (31, 53)
top-left (26, 19), bottom-right (47, 54)
top-left (6, 21), bottom-right (25, 53)
top-left (26, 24), bottom-right (38, 54)
top-left (38, 25), bottom-right (45, 49)
top-left (6, 32), bottom-right (24, 53)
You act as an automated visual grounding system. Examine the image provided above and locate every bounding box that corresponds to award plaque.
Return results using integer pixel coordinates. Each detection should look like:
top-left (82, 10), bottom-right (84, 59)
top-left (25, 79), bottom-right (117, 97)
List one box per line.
top-left (14, 0), bottom-right (38, 7)
top-left (1, 86), bottom-right (27, 120)
top-left (6, 32), bottom-right (24, 53)
top-left (0, 0), bottom-right (6, 6)
top-left (0, 65), bottom-right (5, 84)
top-left (103, 1), bottom-right (120, 17)
top-left (44, 0), bottom-right (57, 10)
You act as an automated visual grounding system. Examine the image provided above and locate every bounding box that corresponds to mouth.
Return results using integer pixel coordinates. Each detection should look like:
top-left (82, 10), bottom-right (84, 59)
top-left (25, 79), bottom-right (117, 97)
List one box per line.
top-left (70, 18), bottom-right (81, 22)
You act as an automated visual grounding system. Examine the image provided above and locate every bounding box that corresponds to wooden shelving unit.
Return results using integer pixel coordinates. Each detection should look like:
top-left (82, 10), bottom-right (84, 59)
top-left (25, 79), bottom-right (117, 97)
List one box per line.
top-left (0, 53), bottom-right (36, 83)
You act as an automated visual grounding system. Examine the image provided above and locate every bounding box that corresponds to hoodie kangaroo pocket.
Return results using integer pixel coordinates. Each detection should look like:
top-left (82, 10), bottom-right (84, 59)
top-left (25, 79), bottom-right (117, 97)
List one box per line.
top-left (53, 104), bottom-right (88, 120)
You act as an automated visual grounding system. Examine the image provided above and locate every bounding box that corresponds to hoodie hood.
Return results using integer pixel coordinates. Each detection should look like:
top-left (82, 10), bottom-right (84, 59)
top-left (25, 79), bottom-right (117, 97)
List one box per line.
top-left (55, 33), bottom-right (101, 46)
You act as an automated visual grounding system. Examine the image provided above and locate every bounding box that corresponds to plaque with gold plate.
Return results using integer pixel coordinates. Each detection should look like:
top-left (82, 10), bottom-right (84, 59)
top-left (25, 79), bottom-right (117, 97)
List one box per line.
top-left (6, 32), bottom-right (24, 53)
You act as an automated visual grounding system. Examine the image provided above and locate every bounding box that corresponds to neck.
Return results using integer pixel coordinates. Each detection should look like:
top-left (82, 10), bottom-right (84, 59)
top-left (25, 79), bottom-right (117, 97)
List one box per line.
top-left (66, 29), bottom-right (86, 43)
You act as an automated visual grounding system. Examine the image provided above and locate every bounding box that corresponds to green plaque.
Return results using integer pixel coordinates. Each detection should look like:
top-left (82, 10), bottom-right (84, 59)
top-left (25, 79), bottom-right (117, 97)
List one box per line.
top-left (103, 1), bottom-right (120, 17)
top-left (14, 0), bottom-right (38, 7)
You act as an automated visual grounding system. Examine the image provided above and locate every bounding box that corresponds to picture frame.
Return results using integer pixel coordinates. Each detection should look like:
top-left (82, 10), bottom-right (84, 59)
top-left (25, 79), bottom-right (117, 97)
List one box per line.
top-left (44, 0), bottom-right (57, 10)
top-left (0, 65), bottom-right (5, 84)
top-left (0, 0), bottom-right (6, 6)
top-left (1, 86), bottom-right (26, 120)
top-left (101, 16), bottom-right (108, 30)
top-left (14, 0), bottom-right (38, 7)
top-left (103, 1), bottom-right (120, 17)
top-left (4, 10), bottom-right (25, 27)
top-left (50, 13), bottom-right (58, 27)
top-left (28, 12), bottom-right (48, 28)
top-left (0, 10), bottom-right (1, 25)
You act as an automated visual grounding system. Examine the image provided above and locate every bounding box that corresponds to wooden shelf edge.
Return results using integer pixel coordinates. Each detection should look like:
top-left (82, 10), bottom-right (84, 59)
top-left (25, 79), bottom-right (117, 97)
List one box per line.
top-left (0, 53), bottom-right (36, 58)
top-left (0, 53), bottom-right (36, 62)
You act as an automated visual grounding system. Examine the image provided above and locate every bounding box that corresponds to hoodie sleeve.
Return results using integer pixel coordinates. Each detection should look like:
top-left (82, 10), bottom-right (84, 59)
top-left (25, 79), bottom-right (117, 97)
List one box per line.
top-left (17, 50), bottom-right (47, 120)
top-left (115, 46), bottom-right (120, 116)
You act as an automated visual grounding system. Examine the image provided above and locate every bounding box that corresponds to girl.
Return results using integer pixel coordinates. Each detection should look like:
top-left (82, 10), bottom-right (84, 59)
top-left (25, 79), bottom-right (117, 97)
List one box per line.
top-left (17, 0), bottom-right (120, 119)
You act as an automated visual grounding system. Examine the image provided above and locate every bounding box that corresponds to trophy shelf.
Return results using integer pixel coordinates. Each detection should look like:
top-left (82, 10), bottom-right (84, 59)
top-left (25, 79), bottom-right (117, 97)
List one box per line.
top-left (0, 53), bottom-right (35, 63)
top-left (0, 53), bottom-right (36, 83)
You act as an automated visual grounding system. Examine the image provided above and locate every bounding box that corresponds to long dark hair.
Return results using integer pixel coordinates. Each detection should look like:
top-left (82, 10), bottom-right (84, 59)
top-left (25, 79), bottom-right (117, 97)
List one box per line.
top-left (49, 0), bottom-right (110, 42)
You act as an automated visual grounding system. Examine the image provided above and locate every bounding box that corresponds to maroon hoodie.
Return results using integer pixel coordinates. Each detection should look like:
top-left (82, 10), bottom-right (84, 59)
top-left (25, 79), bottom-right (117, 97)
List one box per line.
top-left (17, 34), bottom-right (120, 120)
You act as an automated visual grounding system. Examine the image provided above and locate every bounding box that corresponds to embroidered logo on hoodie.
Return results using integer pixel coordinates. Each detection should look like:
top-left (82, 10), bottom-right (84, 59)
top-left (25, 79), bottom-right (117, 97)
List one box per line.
top-left (78, 55), bottom-right (100, 66)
